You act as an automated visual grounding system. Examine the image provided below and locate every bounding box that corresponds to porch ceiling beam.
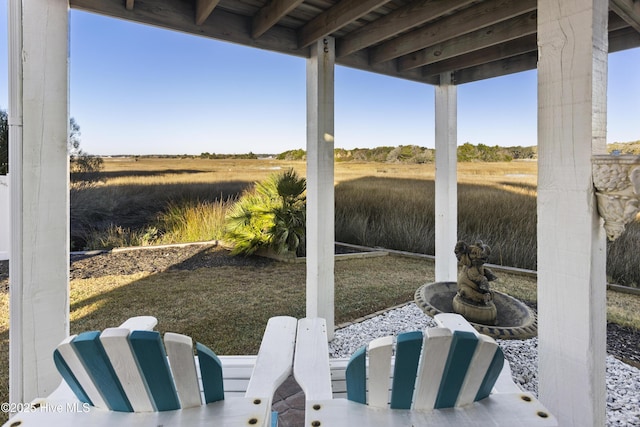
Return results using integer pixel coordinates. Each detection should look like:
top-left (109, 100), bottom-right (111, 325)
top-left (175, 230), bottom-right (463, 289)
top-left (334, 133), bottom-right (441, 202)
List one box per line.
top-left (195, 0), bottom-right (221, 26)
top-left (71, 0), bottom-right (302, 56)
top-left (399, 11), bottom-right (537, 72)
top-left (451, 12), bottom-right (636, 84)
top-left (297, 0), bottom-right (389, 49)
top-left (336, 0), bottom-right (476, 58)
top-left (125, 0), bottom-right (134, 11)
top-left (369, 0), bottom-right (536, 64)
top-left (252, 0), bottom-right (303, 39)
top-left (453, 51), bottom-right (537, 85)
top-left (421, 34), bottom-right (537, 77)
top-left (610, 0), bottom-right (640, 33)
top-left (609, 26), bottom-right (640, 51)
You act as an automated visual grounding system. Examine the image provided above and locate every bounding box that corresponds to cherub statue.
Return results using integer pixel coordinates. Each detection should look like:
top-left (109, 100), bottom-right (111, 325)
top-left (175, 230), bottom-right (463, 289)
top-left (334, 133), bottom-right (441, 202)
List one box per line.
top-left (454, 240), bottom-right (497, 305)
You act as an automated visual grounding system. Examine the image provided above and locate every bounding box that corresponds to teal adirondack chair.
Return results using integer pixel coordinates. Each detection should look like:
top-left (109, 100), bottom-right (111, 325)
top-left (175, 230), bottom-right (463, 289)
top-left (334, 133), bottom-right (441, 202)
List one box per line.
top-left (294, 313), bottom-right (557, 426)
top-left (4, 316), bottom-right (297, 427)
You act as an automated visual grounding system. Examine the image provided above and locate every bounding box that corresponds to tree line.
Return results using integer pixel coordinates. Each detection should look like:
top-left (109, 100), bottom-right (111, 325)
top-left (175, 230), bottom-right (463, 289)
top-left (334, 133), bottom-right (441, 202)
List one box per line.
top-left (0, 108), bottom-right (103, 179)
top-left (277, 143), bottom-right (537, 163)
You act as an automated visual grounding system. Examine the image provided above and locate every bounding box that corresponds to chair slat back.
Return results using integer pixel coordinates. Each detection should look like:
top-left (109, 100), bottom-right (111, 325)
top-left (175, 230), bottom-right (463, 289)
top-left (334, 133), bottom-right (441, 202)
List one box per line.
top-left (54, 329), bottom-right (225, 413)
top-left (345, 326), bottom-right (504, 411)
top-left (100, 327), bottom-right (155, 412)
top-left (390, 331), bottom-right (423, 409)
top-left (72, 331), bottom-right (133, 412)
top-left (196, 342), bottom-right (225, 404)
top-left (365, 335), bottom-right (392, 408)
top-left (129, 330), bottom-right (181, 411)
top-left (164, 332), bottom-right (202, 408)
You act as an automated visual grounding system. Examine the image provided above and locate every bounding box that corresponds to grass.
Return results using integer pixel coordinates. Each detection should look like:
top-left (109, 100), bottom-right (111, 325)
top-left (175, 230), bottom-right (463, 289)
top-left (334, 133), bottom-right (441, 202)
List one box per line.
top-left (71, 157), bottom-right (639, 286)
top-left (2, 248), bottom-right (640, 424)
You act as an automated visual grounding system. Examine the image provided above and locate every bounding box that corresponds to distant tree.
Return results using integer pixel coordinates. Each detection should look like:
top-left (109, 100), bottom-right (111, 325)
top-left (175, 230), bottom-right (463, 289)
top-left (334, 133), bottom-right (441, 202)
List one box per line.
top-left (277, 149), bottom-right (306, 161)
top-left (0, 113), bottom-right (103, 178)
top-left (69, 118), bottom-right (103, 182)
top-left (0, 109), bottom-right (7, 174)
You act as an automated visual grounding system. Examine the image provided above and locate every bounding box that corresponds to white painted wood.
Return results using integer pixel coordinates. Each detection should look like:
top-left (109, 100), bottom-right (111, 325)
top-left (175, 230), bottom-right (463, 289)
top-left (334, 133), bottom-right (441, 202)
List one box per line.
top-left (433, 313), bottom-right (523, 394)
top-left (99, 328), bottom-right (154, 412)
top-left (7, 0), bottom-right (25, 409)
top-left (118, 316), bottom-right (157, 331)
top-left (0, 175), bottom-right (8, 260)
top-left (434, 72), bottom-right (458, 282)
top-left (456, 334), bottom-right (498, 407)
top-left (537, 0), bottom-right (608, 425)
top-left (245, 316), bottom-right (297, 405)
top-left (300, 393), bottom-right (557, 427)
top-left (367, 336), bottom-right (393, 408)
top-left (164, 333), bottom-right (202, 408)
top-left (434, 313), bottom-right (478, 335)
top-left (412, 327), bottom-right (452, 410)
top-left (9, 0), bottom-right (70, 405)
top-left (293, 318), bottom-right (333, 401)
top-left (306, 37), bottom-right (336, 338)
top-left (56, 336), bottom-right (108, 409)
top-left (0, 397), bottom-right (271, 427)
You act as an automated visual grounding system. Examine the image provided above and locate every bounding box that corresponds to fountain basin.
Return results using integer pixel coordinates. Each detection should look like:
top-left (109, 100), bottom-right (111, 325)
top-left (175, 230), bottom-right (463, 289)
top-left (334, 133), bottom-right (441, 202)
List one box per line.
top-left (415, 281), bottom-right (537, 339)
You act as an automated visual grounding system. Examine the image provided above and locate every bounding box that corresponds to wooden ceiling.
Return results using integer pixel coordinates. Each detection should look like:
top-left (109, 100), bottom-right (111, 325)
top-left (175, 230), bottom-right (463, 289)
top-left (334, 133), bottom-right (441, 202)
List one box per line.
top-left (71, 0), bottom-right (640, 85)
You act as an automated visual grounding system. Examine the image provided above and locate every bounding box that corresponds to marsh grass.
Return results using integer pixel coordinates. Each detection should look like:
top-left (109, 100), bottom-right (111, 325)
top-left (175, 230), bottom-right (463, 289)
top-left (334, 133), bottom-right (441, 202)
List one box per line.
top-left (334, 176), bottom-right (538, 270)
top-left (74, 158), bottom-right (638, 286)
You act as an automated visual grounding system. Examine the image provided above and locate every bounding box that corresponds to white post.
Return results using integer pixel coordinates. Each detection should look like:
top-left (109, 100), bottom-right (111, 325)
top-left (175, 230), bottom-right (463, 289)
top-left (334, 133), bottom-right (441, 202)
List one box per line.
top-left (0, 175), bottom-right (8, 261)
top-left (9, 0), bottom-right (70, 405)
top-left (434, 72), bottom-right (458, 282)
top-left (537, 0), bottom-right (607, 425)
top-left (306, 37), bottom-right (335, 338)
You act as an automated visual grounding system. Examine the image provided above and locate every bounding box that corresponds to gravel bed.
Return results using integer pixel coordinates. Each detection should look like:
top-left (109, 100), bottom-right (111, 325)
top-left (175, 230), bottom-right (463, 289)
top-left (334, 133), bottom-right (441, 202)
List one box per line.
top-left (328, 303), bottom-right (640, 426)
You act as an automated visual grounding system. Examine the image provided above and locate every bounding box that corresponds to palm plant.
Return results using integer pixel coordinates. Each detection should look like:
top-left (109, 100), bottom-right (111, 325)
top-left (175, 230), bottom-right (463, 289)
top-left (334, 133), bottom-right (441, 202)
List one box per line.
top-left (225, 168), bottom-right (306, 256)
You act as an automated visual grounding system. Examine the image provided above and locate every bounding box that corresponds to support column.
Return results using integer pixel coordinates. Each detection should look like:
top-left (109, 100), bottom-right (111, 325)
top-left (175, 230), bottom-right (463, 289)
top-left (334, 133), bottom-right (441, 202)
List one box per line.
top-left (9, 0), bottom-right (70, 405)
top-left (434, 72), bottom-right (458, 282)
top-left (306, 37), bottom-right (335, 338)
top-left (537, 0), bottom-right (607, 425)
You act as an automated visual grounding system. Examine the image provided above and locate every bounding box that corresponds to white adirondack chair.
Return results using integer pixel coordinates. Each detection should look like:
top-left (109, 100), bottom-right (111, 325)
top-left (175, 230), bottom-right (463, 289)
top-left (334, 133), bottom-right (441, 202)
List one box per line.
top-left (3, 315), bottom-right (297, 427)
top-left (294, 314), bottom-right (558, 426)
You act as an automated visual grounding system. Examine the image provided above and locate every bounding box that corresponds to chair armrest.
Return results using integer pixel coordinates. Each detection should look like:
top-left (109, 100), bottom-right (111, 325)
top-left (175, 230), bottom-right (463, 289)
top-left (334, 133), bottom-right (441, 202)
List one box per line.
top-left (293, 318), bottom-right (333, 400)
top-left (245, 316), bottom-right (298, 401)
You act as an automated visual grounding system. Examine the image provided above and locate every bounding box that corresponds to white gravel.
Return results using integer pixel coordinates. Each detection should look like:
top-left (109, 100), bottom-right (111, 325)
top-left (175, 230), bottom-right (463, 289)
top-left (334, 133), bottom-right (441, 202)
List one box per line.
top-left (328, 303), bottom-right (640, 426)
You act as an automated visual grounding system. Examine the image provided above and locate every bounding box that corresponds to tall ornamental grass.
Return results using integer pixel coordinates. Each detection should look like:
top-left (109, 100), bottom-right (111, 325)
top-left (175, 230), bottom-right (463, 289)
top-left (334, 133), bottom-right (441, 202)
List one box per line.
top-left (335, 177), bottom-right (537, 272)
top-left (72, 159), bottom-right (639, 287)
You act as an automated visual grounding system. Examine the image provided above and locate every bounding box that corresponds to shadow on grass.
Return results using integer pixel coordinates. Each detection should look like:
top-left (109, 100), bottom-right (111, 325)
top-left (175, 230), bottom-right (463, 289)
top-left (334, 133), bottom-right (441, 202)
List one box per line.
top-left (72, 169), bottom-right (207, 181)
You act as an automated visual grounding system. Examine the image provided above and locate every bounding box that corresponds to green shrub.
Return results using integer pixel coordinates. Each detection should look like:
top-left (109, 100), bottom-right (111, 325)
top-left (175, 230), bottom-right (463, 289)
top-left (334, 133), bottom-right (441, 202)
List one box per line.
top-left (225, 169), bottom-right (306, 256)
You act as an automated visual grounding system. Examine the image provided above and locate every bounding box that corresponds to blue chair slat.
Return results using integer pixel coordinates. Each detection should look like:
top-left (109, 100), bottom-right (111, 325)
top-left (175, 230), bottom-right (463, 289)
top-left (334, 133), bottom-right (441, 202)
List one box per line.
top-left (196, 342), bottom-right (225, 404)
top-left (53, 349), bottom-right (93, 406)
top-left (345, 346), bottom-right (367, 404)
top-left (129, 330), bottom-right (180, 411)
top-left (71, 331), bottom-right (133, 412)
top-left (434, 330), bottom-right (479, 409)
top-left (390, 331), bottom-right (423, 409)
top-left (475, 345), bottom-right (505, 401)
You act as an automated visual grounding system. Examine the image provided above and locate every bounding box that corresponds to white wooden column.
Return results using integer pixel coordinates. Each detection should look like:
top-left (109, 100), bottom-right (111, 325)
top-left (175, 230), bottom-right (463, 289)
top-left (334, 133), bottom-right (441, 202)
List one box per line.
top-left (306, 37), bottom-right (335, 338)
top-left (537, 0), bottom-right (607, 425)
top-left (434, 72), bottom-right (458, 282)
top-left (9, 0), bottom-right (70, 405)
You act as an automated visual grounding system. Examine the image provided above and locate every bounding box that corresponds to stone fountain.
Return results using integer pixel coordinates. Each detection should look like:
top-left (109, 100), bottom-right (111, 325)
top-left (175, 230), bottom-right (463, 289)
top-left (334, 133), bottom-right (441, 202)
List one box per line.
top-left (415, 240), bottom-right (537, 339)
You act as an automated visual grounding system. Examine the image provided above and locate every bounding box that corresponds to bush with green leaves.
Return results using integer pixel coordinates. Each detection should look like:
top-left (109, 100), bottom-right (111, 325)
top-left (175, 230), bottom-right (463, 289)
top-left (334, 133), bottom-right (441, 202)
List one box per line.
top-left (225, 168), bottom-right (306, 256)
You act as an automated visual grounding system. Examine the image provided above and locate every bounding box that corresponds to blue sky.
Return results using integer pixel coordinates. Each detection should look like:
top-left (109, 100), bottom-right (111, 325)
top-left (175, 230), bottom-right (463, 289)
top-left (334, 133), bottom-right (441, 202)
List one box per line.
top-left (1, 4), bottom-right (639, 155)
